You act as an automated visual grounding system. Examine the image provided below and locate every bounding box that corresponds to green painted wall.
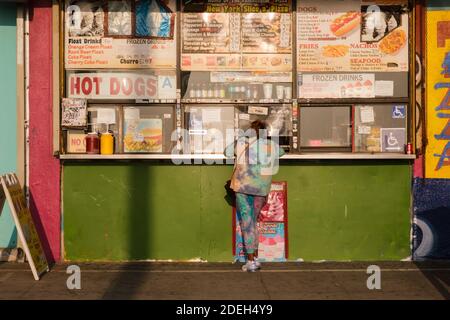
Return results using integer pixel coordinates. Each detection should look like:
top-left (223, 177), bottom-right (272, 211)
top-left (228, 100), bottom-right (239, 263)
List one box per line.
top-left (63, 162), bottom-right (412, 262)
top-left (0, 3), bottom-right (17, 248)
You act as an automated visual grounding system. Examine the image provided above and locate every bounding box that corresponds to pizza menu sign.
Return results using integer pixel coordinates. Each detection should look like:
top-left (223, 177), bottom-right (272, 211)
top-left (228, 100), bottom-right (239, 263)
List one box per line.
top-left (181, 0), bottom-right (292, 72)
top-left (297, 0), bottom-right (409, 72)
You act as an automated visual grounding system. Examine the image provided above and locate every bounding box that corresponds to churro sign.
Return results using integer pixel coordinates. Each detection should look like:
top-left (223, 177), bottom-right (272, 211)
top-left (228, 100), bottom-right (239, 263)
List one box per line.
top-left (64, 0), bottom-right (177, 69)
top-left (425, 8), bottom-right (450, 178)
top-left (67, 72), bottom-right (176, 100)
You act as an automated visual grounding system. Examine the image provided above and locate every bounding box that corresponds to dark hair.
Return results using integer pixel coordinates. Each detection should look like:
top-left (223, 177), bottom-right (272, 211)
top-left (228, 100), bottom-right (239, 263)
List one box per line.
top-left (250, 120), bottom-right (267, 138)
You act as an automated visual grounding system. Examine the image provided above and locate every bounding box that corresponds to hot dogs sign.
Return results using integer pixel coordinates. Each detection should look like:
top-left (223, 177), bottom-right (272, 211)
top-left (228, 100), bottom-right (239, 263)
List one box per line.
top-left (297, 0), bottom-right (409, 72)
top-left (67, 71), bottom-right (177, 100)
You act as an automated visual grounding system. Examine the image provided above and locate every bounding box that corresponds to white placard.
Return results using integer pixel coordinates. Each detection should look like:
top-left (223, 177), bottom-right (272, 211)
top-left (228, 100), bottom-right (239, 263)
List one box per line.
top-left (97, 108), bottom-right (116, 124)
top-left (375, 81), bottom-right (395, 97)
top-left (360, 106), bottom-right (375, 123)
top-left (239, 113), bottom-right (251, 121)
top-left (358, 125), bottom-right (372, 135)
top-left (248, 106), bottom-right (269, 116)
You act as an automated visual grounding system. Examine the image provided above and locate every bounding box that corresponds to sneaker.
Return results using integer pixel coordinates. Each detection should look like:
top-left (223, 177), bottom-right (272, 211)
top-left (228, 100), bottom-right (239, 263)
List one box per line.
top-left (254, 257), bottom-right (261, 269)
top-left (242, 260), bottom-right (258, 272)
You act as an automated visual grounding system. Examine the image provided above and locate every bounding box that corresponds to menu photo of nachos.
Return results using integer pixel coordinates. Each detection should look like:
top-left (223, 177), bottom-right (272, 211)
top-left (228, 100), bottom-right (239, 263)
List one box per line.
top-left (124, 118), bottom-right (163, 153)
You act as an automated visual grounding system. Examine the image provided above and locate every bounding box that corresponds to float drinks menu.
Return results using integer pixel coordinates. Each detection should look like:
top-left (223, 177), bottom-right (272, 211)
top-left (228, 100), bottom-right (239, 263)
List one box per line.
top-left (181, 0), bottom-right (292, 72)
top-left (297, 0), bottom-right (409, 98)
top-left (65, 0), bottom-right (177, 69)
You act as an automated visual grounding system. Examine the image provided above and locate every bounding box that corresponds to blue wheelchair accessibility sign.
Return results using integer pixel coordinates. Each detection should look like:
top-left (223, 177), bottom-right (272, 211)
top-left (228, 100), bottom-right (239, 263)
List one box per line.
top-left (392, 105), bottom-right (406, 119)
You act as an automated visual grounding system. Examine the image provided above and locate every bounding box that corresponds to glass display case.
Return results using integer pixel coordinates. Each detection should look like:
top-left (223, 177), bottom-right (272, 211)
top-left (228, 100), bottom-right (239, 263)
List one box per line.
top-left (353, 104), bottom-right (408, 153)
top-left (123, 105), bottom-right (176, 154)
top-left (183, 104), bottom-right (235, 154)
top-left (236, 104), bottom-right (293, 151)
top-left (300, 106), bottom-right (352, 151)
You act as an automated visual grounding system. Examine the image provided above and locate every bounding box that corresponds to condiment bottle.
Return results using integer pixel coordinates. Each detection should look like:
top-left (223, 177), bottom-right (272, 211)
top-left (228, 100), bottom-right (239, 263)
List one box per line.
top-left (85, 131), bottom-right (100, 154)
top-left (100, 129), bottom-right (114, 155)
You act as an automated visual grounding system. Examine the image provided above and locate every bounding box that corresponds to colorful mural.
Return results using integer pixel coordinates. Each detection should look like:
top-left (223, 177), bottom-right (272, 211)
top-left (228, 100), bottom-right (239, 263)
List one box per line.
top-left (425, 6), bottom-right (450, 178)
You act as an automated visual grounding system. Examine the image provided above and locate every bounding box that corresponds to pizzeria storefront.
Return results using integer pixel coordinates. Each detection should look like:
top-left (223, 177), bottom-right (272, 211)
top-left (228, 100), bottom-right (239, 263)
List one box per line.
top-left (58, 0), bottom-right (416, 262)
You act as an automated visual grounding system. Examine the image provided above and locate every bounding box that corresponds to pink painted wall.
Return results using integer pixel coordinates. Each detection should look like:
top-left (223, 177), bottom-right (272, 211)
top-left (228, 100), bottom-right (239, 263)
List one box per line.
top-left (29, 1), bottom-right (61, 262)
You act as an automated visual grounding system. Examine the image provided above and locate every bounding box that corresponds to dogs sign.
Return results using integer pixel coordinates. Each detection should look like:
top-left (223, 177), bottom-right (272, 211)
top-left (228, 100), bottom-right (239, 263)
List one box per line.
top-left (0, 173), bottom-right (49, 280)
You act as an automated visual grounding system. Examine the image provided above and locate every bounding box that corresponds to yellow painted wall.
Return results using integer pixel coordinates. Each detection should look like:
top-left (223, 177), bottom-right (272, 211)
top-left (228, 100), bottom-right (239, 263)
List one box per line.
top-left (425, 8), bottom-right (450, 178)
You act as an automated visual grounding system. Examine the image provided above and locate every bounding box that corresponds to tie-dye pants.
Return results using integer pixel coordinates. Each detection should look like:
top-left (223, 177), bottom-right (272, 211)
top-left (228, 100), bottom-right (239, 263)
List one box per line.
top-left (236, 193), bottom-right (267, 255)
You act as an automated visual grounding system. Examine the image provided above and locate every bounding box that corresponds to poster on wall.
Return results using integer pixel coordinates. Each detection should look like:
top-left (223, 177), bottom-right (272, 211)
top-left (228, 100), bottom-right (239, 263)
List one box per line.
top-left (64, 0), bottom-right (177, 69)
top-left (181, 0), bottom-right (292, 72)
top-left (0, 174), bottom-right (49, 280)
top-left (66, 70), bottom-right (177, 100)
top-left (234, 181), bottom-right (288, 262)
top-left (61, 98), bottom-right (87, 127)
top-left (123, 115), bottom-right (164, 153)
top-left (297, 0), bottom-right (409, 73)
top-left (425, 7), bottom-right (450, 178)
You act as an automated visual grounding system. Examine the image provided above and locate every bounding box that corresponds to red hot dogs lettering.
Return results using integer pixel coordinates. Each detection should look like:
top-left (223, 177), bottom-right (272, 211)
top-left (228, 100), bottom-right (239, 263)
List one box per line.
top-left (68, 73), bottom-right (175, 100)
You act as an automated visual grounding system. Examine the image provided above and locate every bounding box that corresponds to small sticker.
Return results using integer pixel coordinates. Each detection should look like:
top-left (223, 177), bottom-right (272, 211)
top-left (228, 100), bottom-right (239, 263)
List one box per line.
top-left (239, 113), bottom-right (250, 120)
top-left (358, 125), bottom-right (371, 135)
top-left (392, 105), bottom-right (406, 119)
top-left (248, 106), bottom-right (269, 115)
top-left (164, 113), bottom-right (172, 119)
top-left (360, 106), bottom-right (375, 123)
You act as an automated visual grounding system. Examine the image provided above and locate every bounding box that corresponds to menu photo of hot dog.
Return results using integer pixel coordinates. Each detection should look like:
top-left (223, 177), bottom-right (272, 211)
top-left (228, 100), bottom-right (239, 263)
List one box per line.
top-left (330, 11), bottom-right (361, 37)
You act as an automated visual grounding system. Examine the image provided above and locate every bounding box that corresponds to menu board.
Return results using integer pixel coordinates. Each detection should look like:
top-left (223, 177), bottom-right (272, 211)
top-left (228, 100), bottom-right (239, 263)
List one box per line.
top-left (297, 0), bottom-right (409, 72)
top-left (181, 0), bottom-right (292, 72)
top-left (65, 0), bottom-right (177, 69)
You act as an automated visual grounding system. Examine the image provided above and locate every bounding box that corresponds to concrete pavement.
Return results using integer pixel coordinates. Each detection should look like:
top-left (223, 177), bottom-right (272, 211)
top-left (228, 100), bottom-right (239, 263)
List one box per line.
top-left (0, 261), bottom-right (448, 300)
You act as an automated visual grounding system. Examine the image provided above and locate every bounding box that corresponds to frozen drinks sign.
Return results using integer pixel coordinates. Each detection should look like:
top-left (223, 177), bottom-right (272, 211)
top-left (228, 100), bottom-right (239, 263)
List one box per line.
top-left (67, 72), bottom-right (176, 100)
top-left (299, 73), bottom-right (375, 99)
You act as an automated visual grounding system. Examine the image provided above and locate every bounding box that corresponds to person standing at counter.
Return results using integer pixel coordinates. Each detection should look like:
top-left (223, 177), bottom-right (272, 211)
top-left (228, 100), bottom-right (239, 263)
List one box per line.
top-left (225, 120), bottom-right (285, 272)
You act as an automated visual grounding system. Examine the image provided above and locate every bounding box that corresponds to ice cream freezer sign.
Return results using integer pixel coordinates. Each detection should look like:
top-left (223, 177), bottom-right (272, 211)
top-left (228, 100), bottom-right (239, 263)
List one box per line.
top-left (67, 72), bottom-right (176, 100)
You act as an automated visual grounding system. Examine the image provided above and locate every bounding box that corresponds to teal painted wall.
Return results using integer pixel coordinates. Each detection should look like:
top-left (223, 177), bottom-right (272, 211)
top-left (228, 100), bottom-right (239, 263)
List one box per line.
top-left (0, 4), bottom-right (17, 248)
top-left (63, 162), bottom-right (412, 262)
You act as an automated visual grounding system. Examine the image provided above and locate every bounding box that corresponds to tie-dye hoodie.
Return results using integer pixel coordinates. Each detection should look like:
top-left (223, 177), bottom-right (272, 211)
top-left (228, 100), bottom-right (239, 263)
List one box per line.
top-left (225, 137), bottom-right (285, 196)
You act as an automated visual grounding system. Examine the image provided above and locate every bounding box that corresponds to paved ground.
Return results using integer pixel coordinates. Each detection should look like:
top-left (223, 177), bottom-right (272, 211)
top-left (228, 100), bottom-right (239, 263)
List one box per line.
top-left (0, 261), bottom-right (448, 300)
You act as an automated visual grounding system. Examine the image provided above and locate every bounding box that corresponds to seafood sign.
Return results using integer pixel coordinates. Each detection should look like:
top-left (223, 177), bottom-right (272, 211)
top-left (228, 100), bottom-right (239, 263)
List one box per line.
top-left (425, 9), bottom-right (450, 178)
top-left (0, 174), bottom-right (49, 280)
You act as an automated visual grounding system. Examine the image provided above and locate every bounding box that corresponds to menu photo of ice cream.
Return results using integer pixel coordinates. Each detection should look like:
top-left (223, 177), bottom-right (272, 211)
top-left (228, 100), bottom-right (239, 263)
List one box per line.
top-left (257, 223), bottom-right (286, 262)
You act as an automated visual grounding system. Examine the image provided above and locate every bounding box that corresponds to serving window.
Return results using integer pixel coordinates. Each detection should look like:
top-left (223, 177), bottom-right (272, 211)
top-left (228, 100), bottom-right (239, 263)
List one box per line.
top-left (59, 0), bottom-right (415, 159)
top-left (183, 105), bottom-right (235, 154)
top-left (300, 106), bottom-right (352, 151)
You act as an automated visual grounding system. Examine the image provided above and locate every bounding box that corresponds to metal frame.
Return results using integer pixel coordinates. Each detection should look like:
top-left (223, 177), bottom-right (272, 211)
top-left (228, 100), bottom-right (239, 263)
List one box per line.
top-left (57, 0), bottom-right (418, 161)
